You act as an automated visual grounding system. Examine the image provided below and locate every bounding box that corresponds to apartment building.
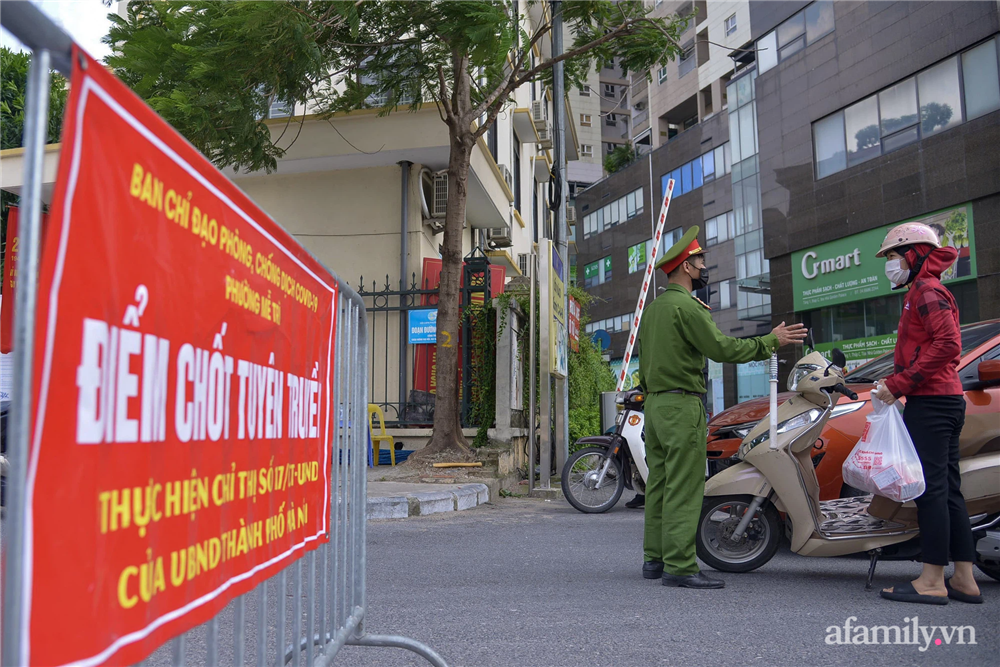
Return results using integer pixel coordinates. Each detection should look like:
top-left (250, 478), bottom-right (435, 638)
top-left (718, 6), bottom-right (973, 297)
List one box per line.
top-left (577, 0), bottom-right (767, 414)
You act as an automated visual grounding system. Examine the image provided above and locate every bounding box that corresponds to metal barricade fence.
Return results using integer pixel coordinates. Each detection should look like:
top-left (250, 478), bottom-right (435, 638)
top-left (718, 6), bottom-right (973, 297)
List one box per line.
top-left (0, 4), bottom-right (446, 666)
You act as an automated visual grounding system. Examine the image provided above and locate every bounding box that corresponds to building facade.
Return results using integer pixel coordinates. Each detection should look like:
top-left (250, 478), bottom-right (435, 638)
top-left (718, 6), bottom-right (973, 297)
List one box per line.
top-left (752, 0), bottom-right (1000, 371)
top-left (578, 0), bottom-right (1000, 413)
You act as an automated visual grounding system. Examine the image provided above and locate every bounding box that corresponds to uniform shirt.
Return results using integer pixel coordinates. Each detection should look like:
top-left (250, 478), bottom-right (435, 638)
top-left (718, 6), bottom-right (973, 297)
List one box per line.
top-left (637, 284), bottom-right (779, 394)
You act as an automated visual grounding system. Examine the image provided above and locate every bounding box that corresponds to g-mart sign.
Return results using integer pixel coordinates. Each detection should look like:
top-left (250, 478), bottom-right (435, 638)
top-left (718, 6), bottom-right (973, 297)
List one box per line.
top-left (791, 204), bottom-right (976, 311)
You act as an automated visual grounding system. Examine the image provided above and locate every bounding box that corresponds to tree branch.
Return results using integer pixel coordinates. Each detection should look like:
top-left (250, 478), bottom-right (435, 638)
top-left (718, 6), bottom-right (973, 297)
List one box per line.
top-left (437, 64), bottom-right (455, 123)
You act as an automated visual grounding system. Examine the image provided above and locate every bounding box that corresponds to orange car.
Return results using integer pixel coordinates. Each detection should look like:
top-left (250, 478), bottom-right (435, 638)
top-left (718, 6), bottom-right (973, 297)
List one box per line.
top-left (706, 320), bottom-right (1000, 500)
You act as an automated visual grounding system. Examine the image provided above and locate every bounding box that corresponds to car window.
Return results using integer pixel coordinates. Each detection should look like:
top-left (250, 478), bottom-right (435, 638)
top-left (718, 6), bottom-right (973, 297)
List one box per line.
top-left (960, 344), bottom-right (1000, 388)
top-left (845, 321), bottom-right (1000, 384)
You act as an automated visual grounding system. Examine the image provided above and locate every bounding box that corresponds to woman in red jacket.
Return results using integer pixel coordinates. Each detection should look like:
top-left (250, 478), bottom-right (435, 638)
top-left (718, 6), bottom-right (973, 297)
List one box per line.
top-left (874, 222), bottom-right (983, 605)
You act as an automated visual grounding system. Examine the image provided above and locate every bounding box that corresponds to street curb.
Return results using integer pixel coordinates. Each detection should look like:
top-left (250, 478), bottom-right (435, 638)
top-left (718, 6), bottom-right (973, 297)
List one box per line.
top-left (366, 483), bottom-right (490, 520)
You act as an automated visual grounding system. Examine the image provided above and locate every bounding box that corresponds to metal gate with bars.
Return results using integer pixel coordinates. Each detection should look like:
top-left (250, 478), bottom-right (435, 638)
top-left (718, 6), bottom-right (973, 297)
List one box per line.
top-left (0, 4), bottom-right (446, 666)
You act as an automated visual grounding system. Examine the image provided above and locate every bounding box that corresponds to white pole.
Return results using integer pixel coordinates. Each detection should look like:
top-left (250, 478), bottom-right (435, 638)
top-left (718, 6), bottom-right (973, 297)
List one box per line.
top-left (616, 179), bottom-right (675, 392)
top-left (768, 353), bottom-right (779, 449)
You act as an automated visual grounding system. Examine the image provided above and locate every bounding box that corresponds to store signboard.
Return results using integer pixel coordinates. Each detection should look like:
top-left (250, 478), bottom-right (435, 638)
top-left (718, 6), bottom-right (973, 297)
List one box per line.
top-left (627, 243), bottom-right (645, 273)
top-left (549, 242), bottom-right (568, 378)
top-left (816, 334), bottom-right (897, 372)
top-left (791, 204), bottom-right (976, 311)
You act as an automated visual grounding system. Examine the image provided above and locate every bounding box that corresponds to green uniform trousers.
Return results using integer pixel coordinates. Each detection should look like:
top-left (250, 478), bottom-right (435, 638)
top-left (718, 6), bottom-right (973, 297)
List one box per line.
top-left (643, 392), bottom-right (707, 575)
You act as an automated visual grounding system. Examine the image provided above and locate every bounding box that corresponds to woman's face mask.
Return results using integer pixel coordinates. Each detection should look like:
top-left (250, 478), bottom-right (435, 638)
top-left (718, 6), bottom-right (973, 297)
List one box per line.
top-left (885, 258), bottom-right (910, 286)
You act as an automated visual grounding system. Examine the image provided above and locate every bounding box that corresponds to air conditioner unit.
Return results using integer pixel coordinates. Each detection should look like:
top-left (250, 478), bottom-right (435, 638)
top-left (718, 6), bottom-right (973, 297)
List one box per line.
top-left (531, 100), bottom-right (547, 127)
top-left (420, 172), bottom-right (448, 233)
top-left (487, 226), bottom-right (512, 248)
top-left (518, 253), bottom-right (532, 278)
top-left (431, 173), bottom-right (449, 218)
top-left (536, 122), bottom-right (553, 149)
top-left (566, 206), bottom-right (577, 223)
top-left (498, 163), bottom-right (514, 192)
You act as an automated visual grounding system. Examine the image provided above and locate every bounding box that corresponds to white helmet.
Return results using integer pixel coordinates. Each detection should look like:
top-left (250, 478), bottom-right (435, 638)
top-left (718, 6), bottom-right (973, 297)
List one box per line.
top-left (875, 222), bottom-right (940, 258)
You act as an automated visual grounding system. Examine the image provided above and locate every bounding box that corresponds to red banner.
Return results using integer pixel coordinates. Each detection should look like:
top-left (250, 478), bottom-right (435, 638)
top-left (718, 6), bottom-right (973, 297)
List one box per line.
top-left (21, 48), bottom-right (337, 667)
top-left (1, 206), bottom-right (51, 353)
top-left (1, 206), bottom-right (19, 353)
top-left (568, 296), bottom-right (580, 352)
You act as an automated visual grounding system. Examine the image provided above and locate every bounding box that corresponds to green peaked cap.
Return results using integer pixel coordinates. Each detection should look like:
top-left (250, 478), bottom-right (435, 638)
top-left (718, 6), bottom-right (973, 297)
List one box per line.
top-left (654, 225), bottom-right (702, 273)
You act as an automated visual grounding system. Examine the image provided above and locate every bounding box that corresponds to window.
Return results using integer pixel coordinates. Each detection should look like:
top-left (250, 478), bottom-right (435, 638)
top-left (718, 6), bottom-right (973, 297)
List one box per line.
top-left (513, 139), bottom-right (522, 212)
top-left (725, 14), bottom-right (738, 36)
top-left (879, 78), bottom-right (918, 137)
top-left (719, 280), bottom-right (733, 310)
top-left (584, 261), bottom-right (600, 288)
top-left (963, 39), bottom-right (1000, 120)
top-left (813, 37), bottom-right (1000, 178)
top-left (660, 143), bottom-right (729, 199)
top-left (757, 1), bottom-right (835, 74)
top-left (917, 57), bottom-right (963, 137)
top-left (757, 30), bottom-right (778, 74)
top-left (679, 42), bottom-right (696, 78)
top-left (658, 66), bottom-right (668, 83)
top-left (813, 113), bottom-right (846, 179)
top-left (606, 113), bottom-right (618, 127)
top-left (580, 85), bottom-right (591, 97)
top-left (706, 211), bottom-right (734, 246)
top-left (602, 256), bottom-right (613, 282)
top-left (269, 99), bottom-right (292, 119)
top-left (702, 150), bottom-right (715, 182)
top-left (844, 95), bottom-right (879, 167)
top-left (604, 84), bottom-right (616, 97)
top-left (580, 113), bottom-right (592, 127)
top-left (628, 242), bottom-right (647, 274)
top-left (805, 1), bottom-right (835, 44)
top-left (581, 144), bottom-right (593, 157)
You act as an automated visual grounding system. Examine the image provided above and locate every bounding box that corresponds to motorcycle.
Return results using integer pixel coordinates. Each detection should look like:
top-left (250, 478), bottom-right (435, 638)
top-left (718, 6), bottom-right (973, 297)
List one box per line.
top-left (561, 389), bottom-right (649, 513)
top-left (694, 347), bottom-right (1000, 586)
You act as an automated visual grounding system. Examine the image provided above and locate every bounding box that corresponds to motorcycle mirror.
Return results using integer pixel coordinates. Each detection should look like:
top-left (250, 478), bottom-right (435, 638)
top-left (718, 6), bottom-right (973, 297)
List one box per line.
top-left (831, 348), bottom-right (847, 369)
top-left (805, 329), bottom-right (816, 352)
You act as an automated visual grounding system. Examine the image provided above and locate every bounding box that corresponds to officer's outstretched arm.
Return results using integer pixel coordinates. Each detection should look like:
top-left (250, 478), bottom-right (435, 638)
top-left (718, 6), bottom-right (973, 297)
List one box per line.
top-left (681, 307), bottom-right (779, 364)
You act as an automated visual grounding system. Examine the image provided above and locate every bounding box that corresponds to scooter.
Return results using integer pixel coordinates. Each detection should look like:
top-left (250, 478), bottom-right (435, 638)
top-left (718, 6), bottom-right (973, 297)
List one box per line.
top-left (695, 347), bottom-right (1000, 587)
top-left (561, 389), bottom-right (649, 513)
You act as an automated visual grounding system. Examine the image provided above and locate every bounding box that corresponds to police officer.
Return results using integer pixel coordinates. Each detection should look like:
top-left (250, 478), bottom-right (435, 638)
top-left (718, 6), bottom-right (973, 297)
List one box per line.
top-left (637, 227), bottom-right (807, 589)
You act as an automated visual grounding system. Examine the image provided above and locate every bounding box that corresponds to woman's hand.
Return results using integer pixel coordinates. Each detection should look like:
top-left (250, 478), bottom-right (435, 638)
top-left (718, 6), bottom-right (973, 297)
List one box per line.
top-left (874, 381), bottom-right (896, 405)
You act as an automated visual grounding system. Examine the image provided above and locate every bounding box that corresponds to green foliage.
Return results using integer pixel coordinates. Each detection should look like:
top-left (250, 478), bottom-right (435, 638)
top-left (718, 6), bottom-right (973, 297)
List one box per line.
top-left (466, 303), bottom-right (498, 448)
top-left (0, 46), bottom-right (69, 284)
top-left (105, 1), bottom-right (690, 174)
top-left (566, 286), bottom-right (615, 450)
top-left (603, 141), bottom-right (636, 174)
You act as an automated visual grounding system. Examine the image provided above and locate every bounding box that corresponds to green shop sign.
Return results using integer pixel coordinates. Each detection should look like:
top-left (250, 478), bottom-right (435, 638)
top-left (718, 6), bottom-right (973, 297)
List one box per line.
top-left (791, 204), bottom-right (976, 311)
top-left (627, 243), bottom-right (645, 273)
top-left (816, 334), bottom-right (897, 372)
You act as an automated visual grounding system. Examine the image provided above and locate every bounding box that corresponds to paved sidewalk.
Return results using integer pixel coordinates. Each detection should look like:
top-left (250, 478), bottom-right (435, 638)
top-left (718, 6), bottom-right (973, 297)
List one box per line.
top-left (366, 481), bottom-right (490, 520)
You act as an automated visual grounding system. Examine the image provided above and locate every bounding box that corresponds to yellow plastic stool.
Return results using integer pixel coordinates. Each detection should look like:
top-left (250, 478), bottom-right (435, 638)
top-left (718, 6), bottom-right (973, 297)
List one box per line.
top-left (368, 404), bottom-right (395, 466)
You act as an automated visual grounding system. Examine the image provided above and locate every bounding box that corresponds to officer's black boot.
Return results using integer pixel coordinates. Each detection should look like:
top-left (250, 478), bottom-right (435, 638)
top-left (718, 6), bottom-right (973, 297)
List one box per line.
top-left (625, 494), bottom-right (645, 509)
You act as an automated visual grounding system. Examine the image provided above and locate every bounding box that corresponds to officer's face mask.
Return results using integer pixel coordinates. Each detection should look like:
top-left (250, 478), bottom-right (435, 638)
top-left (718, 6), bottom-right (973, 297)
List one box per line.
top-left (884, 258), bottom-right (909, 286)
top-left (687, 261), bottom-right (709, 291)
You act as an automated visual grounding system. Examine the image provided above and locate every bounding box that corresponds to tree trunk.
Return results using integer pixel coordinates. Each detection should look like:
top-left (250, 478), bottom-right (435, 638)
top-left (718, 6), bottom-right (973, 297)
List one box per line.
top-left (410, 55), bottom-right (477, 462)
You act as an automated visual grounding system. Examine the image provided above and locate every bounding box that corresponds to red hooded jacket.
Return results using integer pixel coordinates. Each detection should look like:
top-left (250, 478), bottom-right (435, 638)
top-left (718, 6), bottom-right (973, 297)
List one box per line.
top-left (884, 244), bottom-right (962, 398)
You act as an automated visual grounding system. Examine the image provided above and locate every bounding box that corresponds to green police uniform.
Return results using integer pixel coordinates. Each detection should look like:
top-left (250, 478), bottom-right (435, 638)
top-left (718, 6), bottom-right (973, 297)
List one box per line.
top-left (637, 227), bottom-right (779, 575)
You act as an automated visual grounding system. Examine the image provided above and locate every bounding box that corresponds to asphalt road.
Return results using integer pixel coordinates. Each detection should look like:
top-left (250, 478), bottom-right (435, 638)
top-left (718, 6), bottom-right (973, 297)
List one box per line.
top-left (148, 493), bottom-right (998, 667)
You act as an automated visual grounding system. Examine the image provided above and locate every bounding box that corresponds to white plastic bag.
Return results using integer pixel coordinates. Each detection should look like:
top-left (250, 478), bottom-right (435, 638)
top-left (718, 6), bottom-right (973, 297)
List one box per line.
top-left (842, 393), bottom-right (926, 503)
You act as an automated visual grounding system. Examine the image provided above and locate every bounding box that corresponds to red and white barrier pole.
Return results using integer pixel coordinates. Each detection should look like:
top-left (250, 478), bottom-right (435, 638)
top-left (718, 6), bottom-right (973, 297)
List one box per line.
top-left (616, 179), bottom-right (675, 392)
